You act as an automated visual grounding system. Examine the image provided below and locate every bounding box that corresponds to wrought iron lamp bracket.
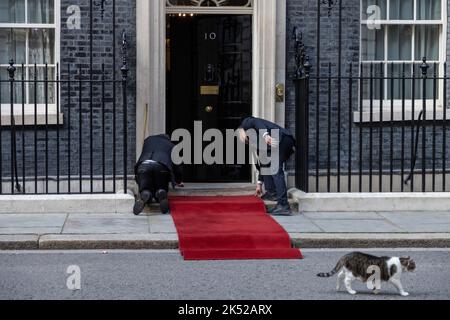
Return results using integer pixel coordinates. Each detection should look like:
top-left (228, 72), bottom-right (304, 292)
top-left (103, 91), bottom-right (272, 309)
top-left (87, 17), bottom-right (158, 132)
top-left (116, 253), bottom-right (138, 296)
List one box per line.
top-left (293, 27), bottom-right (311, 79)
top-left (121, 30), bottom-right (129, 81)
top-left (321, 0), bottom-right (338, 17)
top-left (7, 59), bottom-right (16, 80)
top-left (420, 57), bottom-right (429, 78)
top-left (94, 0), bottom-right (109, 20)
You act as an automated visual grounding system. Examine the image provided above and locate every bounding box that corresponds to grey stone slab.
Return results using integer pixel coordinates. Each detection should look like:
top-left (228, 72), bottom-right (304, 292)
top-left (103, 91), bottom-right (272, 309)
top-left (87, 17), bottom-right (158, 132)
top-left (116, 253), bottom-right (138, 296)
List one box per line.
top-left (62, 216), bottom-right (149, 235)
top-left (148, 214), bottom-right (177, 233)
top-left (272, 215), bottom-right (313, 224)
top-left (393, 223), bottom-right (450, 233)
top-left (303, 212), bottom-right (384, 220)
top-left (278, 222), bottom-right (324, 233)
top-left (149, 222), bottom-right (177, 234)
top-left (149, 225), bottom-right (177, 234)
top-left (379, 212), bottom-right (450, 225)
top-left (0, 227), bottom-right (62, 235)
top-left (312, 220), bottom-right (404, 233)
top-left (148, 215), bottom-right (178, 233)
top-left (273, 215), bottom-right (324, 233)
top-left (66, 214), bottom-right (141, 220)
top-left (0, 214), bottom-right (67, 228)
top-left (148, 215), bottom-right (175, 224)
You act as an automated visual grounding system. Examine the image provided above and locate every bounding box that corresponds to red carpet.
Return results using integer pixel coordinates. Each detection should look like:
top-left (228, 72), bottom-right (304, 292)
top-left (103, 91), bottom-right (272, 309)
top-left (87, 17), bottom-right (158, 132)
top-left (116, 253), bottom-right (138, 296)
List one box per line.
top-left (169, 196), bottom-right (303, 261)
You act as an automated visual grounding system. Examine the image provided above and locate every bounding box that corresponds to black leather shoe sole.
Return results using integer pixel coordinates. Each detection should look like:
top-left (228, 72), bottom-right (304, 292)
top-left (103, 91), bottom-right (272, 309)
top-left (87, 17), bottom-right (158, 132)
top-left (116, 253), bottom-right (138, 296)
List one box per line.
top-left (156, 190), bottom-right (170, 214)
top-left (134, 190), bottom-right (152, 216)
top-left (133, 200), bottom-right (145, 216)
top-left (160, 199), bottom-right (170, 214)
top-left (270, 210), bottom-right (293, 217)
top-left (269, 205), bottom-right (293, 217)
top-left (261, 193), bottom-right (278, 202)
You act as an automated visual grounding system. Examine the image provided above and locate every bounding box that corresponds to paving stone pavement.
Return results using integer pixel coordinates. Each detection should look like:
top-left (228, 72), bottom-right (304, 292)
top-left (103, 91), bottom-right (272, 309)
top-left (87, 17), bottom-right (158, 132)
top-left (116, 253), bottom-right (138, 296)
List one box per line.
top-left (1, 211), bottom-right (450, 237)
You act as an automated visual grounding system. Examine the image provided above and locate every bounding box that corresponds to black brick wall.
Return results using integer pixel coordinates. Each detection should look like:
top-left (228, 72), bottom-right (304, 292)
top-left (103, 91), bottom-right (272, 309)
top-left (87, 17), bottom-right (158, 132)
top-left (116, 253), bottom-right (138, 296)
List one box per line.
top-left (285, 0), bottom-right (450, 186)
top-left (0, 0), bottom-right (136, 183)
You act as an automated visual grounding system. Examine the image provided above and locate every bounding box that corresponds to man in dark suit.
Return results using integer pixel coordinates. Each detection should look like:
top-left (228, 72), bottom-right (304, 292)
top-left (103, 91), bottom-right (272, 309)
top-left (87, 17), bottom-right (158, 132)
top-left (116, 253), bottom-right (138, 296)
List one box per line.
top-left (134, 134), bottom-right (184, 215)
top-left (238, 117), bottom-right (296, 216)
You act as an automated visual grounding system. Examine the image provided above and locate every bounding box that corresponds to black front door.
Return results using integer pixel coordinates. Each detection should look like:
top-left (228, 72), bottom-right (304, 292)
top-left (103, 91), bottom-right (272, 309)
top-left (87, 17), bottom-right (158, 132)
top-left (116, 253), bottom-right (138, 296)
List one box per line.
top-left (166, 14), bottom-right (252, 182)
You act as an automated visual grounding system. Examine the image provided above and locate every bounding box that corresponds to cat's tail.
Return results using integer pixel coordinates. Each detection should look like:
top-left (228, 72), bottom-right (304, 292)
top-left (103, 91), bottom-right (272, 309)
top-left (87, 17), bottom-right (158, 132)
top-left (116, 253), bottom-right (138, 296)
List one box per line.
top-left (317, 258), bottom-right (345, 278)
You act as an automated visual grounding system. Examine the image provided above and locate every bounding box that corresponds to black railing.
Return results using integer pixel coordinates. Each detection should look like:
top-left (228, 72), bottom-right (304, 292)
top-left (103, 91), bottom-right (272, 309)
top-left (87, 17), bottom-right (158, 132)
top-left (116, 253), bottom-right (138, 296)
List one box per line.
top-left (295, 57), bottom-right (450, 193)
top-left (0, 0), bottom-right (130, 195)
top-left (0, 52), bottom-right (129, 195)
top-left (293, 0), bottom-right (450, 193)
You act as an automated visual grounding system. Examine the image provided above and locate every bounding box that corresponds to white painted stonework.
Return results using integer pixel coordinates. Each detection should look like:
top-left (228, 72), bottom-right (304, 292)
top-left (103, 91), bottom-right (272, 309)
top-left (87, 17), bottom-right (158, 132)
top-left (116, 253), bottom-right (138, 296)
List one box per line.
top-left (290, 189), bottom-right (450, 213)
top-left (0, 194), bottom-right (135, 214)
top-left (135, 0), bottom-right (286, 158)
top-left (136, 0), bottom-right (167, 148)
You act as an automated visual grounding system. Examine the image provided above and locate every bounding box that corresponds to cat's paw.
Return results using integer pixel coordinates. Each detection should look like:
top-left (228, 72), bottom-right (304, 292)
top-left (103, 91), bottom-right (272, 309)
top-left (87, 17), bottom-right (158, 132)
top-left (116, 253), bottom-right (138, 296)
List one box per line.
top-left (347, 290), bottom-right (357, 295)
top-left (401, 292), bottom-right (410, 297)
top-left (373, 289), bottom-right (381, 295)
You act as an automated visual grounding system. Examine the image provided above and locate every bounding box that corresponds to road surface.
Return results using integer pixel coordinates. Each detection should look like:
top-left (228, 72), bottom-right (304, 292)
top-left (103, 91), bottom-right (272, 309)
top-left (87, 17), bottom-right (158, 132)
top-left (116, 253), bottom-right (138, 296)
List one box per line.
top-left (0, 249), bottom-right (448, 300)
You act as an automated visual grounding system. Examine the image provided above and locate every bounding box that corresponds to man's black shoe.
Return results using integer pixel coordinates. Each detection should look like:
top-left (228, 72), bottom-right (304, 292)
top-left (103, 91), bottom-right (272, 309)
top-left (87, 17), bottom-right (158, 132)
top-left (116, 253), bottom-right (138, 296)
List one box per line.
top-left (261, 192), bottom-right (278, 202)
top-left (156, 189), bottom-right (170, 214)
top-left (134, 190), bottom-right (152, 216)
top-left (141, 190), bottom-right (152, 204)
top-left (133, 200), bottom-right (145, 216)
top-left (269, 204), bottom-right (293, 216)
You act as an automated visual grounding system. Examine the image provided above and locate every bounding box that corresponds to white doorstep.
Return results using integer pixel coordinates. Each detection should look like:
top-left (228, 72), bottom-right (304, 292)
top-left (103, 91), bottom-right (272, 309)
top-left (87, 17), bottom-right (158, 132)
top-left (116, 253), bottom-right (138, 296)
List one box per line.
top-left (0, 194), bottom-right (135, 214)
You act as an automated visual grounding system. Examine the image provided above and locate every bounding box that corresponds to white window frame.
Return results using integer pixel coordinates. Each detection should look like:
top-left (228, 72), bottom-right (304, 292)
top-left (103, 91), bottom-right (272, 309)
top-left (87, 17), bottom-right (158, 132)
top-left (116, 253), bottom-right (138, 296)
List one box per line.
top-left (357, 0), bottom-right (447, 122)
top-left (0, 0), bottom-right (61, 126)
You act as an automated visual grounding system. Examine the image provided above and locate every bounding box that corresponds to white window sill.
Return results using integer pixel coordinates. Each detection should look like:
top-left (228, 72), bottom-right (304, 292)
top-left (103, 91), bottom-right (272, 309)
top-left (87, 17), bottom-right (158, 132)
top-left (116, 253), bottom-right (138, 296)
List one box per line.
top-left (354, 109), bottom-right (449, 123)
top-left (0, 104), bottom-right (64, 126)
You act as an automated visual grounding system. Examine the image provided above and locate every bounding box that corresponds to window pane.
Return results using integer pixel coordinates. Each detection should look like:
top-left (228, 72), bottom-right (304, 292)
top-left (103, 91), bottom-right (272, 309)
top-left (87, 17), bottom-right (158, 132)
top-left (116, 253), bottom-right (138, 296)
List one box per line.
top-left (361, 0), bottom-right (387, 20)
top-left (415, 25), bottom-right (440, 61)
top-left (361, 26), bottom-right (385, 61)
top-left (389, 0), bottom-right (413, 20)
top-left (417, 0), bottom-right (441, 20)
top-left (28, 0), bottom-right (54, 24)
top-left (29, 29), bottom-right (55, 64)
top-left (387, 63), bottom-right (412, 100)
top-left (388, 25), bottom-right (412, 60)
top-left (0, 0), bottom-right (25, 23)
top-left (0, 66), bottom-right (25, 104)
top-left (0, 28), bottom-right (26, 64)
top-left (29, 66), bottom-right (55, 104)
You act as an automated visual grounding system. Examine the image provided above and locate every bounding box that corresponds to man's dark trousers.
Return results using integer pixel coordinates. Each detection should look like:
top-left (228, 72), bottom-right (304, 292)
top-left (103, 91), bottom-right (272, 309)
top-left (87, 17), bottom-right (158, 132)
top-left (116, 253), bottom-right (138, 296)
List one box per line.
top-left (135, 161), bottom-right (170, 201)
top-left (262, 135), bottom-right (296, 207)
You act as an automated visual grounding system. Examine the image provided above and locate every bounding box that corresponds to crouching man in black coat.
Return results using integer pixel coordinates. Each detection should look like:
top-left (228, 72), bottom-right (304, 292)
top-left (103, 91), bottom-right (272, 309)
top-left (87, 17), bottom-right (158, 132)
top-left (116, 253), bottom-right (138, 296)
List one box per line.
top-left (134, 134), bottom-right (183, 215)
top-left (238, 117), bottom-right (296, 216)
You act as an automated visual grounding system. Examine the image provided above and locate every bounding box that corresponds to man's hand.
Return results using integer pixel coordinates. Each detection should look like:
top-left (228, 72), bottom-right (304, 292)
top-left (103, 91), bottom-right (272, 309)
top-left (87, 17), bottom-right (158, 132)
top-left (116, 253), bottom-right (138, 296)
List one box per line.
top-left (255, 184), bottom-right (263, 197)
top-left (264, 134), bottom-right (279, 148)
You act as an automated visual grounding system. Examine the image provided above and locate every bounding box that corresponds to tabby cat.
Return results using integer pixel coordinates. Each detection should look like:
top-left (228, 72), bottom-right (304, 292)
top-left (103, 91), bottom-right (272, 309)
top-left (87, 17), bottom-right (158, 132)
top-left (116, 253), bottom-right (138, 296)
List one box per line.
top-left (317, 252), bottom-right (416, 296)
